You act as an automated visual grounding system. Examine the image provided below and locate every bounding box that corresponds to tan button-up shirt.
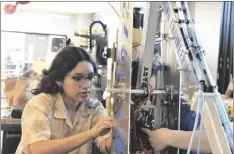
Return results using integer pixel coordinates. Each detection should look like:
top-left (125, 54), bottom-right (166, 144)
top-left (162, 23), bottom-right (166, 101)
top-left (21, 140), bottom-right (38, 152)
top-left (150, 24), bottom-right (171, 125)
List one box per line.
top-left (16, 93), bottom-right (107, 154)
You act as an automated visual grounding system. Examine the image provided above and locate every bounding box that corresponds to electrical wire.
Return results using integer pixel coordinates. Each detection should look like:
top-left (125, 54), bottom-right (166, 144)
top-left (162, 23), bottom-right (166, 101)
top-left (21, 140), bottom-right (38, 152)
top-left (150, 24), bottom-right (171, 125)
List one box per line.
top-left (161, 103), bottom-right (173, 127)
top-left (96, 123), bottom-right (126, 153)
top-left (186, 85), bottom-right (203, 154)
top-left (133, 43), bottom-right (141, 48)
top-left (96, 124), bottom-right (112, 153)
top-left (108, 2), bottom-right (119, 18)
top-left (139, 138), bottom-right (151, 154)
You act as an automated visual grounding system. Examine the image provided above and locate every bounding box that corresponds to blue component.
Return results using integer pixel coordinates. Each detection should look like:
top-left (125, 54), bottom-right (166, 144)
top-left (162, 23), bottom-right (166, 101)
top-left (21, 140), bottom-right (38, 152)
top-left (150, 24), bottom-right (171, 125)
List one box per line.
top-left (112, 108), bottom-right (125, 152)
top-left (119, 71), bottom-right (126, 81)
top-left (113, 128), bottom-right (125, 153)
top-left (123, 24), bottom-right (128, 38)
top-left (121, 48), bottom-right (127, 63)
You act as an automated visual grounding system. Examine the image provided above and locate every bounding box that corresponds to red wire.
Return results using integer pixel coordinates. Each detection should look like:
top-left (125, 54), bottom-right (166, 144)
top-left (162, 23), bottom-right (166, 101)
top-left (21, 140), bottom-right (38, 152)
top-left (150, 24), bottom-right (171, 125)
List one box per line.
top-left (139, 139), bottom-right (151, 154)
top-left (142, 148), bottom-right (151, 154)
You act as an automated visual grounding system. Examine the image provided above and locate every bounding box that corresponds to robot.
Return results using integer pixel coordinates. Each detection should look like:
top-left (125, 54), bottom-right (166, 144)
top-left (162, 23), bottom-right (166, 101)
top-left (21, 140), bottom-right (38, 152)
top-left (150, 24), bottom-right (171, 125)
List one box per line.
top-left (95, 2), bottom-right (233, 154)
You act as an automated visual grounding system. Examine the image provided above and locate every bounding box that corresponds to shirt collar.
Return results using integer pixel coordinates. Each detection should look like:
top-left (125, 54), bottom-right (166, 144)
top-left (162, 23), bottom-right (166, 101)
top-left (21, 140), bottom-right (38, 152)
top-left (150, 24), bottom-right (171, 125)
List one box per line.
top-left (53, 93), bottom-right (92, 119)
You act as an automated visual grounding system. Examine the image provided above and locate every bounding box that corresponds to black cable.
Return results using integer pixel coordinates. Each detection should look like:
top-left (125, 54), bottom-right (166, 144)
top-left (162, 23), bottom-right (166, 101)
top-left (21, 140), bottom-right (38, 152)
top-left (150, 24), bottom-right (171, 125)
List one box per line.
top-left (132, 44), bottom-right (141, 48)
top-left (161, 102), bottom-right (173, 127)
top-left (108, 2), bottom-right (119, 17)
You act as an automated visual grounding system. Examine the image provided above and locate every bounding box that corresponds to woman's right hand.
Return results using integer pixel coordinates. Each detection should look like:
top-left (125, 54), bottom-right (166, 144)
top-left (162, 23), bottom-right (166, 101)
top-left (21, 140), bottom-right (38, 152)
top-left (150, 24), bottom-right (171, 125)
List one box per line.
top-left (90, 116), bottom-right (117, 138)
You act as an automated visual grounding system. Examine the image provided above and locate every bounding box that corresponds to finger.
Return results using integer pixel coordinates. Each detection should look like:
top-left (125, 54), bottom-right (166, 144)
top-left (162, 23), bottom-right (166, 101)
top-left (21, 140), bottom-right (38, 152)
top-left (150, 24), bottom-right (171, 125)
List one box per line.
top-left (101, 119), bottom-right (115, 124)
top-left (100, 116), bottom-right (115, 121)
top-left (96, 122), bottom-right (112, 129)
top-left (141, 128), bottom-right (151, 135)
top-left (104, 121), bottom-right (117, 128)
top-left (103, 121), bottom-right (120, 129)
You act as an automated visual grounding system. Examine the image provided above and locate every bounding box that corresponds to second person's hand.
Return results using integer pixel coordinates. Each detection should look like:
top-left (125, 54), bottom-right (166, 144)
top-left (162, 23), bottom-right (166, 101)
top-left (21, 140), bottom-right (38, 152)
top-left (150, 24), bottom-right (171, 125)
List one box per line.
top-left (141, 127), bottom-right (171, 151)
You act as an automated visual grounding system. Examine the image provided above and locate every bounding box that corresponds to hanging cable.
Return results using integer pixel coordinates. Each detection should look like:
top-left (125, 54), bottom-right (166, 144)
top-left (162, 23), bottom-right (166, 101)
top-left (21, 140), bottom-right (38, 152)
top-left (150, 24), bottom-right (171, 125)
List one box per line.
top-left (96, 124), bottom-right (112, 153)
top-left (108, 2), bottom-right (120, 17)
top-left (186, 81), bottom-right (205, 154)
top-left (197, 81), bottom-right (206, 153)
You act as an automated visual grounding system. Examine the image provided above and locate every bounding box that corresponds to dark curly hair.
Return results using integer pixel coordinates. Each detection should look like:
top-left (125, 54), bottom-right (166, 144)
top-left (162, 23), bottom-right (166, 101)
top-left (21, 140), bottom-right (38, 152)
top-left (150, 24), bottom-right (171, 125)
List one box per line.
top-left (32, 46), bottom-right (97, 95)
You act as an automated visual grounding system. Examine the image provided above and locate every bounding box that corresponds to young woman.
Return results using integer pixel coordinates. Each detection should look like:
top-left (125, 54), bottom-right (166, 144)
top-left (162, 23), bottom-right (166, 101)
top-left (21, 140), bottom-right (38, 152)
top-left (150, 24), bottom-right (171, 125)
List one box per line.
top-left (16, 46), bottom-right (116, 154)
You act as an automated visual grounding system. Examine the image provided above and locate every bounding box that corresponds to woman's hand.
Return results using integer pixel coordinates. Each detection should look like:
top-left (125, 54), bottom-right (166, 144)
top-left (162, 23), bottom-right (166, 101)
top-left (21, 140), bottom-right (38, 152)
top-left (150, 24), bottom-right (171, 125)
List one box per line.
top-left (141, 128), bottom-right (171, 151)
top-left (91, 116), bottom-right (117, 138)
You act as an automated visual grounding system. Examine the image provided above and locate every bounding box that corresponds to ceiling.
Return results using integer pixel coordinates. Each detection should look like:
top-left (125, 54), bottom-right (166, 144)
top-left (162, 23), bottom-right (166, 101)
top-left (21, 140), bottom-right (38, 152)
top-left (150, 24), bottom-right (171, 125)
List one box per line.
top-left (2, 2), bottom-right (121, 14)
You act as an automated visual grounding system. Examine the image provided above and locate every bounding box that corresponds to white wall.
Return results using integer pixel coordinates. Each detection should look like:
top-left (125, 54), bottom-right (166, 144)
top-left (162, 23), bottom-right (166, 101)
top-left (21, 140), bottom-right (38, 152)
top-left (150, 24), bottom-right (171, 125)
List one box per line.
top-left (1, 10), bottom-right (94, 44)
top-left (70, 13), bottom-right (93, 46)
top-left (193, 2), bottom-right (222, 83)
top-left (1, 11), bottom-right (74, 36)
top-left (1, 10), bottom-right (95, 64)
top-left (93, 3), bottom-right (120, 47)
top-left (76, 13), bottom-right (93, 29)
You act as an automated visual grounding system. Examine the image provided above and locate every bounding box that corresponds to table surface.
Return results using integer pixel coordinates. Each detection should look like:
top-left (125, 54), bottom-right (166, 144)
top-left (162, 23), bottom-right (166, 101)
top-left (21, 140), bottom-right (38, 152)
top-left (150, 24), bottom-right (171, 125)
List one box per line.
top-left (1, 118), bottom-right (21, 131)
top-left (1, 118), bottom-right (21, 125)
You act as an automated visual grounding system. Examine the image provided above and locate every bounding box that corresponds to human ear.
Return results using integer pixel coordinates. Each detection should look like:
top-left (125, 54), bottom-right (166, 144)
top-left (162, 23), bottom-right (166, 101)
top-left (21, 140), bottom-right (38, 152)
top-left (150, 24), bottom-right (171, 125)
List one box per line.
top-left (55, 80), bottom-right (63, 87)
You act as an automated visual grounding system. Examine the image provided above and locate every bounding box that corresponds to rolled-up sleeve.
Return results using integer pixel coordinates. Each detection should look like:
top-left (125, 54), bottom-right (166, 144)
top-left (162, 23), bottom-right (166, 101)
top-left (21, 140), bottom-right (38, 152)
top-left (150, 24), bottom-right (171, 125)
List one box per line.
top-left (19, 95), bottom-right (51, 154)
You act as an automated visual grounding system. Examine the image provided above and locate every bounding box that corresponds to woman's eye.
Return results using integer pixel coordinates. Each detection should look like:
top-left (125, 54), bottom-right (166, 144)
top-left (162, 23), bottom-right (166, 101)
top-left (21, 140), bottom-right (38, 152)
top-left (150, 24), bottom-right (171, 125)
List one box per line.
top-left (73, 76), bottom-right (83, 81)
top-left (87, 75), bottom-right (94, 80)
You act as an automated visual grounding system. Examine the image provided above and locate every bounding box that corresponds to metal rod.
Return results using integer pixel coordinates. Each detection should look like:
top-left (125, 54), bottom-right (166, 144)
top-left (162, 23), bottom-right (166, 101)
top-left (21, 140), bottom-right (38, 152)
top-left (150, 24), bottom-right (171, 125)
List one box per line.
top-left (106, 88), bottom-right (166, 95)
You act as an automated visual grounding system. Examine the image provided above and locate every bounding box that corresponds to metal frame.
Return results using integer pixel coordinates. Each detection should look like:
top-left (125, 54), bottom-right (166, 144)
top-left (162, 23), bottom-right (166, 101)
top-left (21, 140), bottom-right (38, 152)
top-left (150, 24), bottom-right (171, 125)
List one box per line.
top-left (133, 2), bottom-right (181, 154)
top-left (110, 2), bottom-right (134, 154)
top-left (136, 2), bottom-right (161, 89)
top-left (109, 1), bottom-right (233, 154)
top-left (203, 93), bottom-right (232, 154)
top-left (134, 1), bottom-right (233, 153)
top-left (160, 1), bottom-right (233, 153)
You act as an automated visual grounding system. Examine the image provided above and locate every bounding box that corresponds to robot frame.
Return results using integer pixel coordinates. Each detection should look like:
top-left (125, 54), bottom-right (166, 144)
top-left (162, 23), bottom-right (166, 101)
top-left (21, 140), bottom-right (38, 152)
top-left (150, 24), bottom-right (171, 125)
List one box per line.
top-left (91, 2), bottom-right (233, 154)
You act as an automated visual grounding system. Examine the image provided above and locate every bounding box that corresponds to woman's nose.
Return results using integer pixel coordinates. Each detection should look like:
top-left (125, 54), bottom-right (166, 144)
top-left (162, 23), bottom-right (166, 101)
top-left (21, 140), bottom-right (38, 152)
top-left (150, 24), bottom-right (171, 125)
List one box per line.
top-left (80, 80), bottom-right (90, 88)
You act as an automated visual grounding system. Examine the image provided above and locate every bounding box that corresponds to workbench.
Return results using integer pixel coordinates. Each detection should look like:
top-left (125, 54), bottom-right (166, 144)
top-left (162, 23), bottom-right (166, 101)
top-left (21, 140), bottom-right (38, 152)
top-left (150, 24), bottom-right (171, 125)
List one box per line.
top-left (1, 118), bottom-right (21, 154)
